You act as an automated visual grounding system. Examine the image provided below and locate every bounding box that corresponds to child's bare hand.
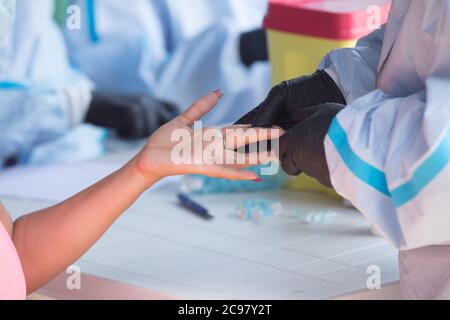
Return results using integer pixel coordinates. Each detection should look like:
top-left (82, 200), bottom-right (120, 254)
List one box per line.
top-left (133, 90), bottom-right (284, 183)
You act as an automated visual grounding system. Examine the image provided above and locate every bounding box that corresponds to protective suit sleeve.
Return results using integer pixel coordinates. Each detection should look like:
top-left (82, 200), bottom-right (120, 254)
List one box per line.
top-left (325, 76), bottom-right (450, 250)
top-left (320, 25), bottom-right (386, 104)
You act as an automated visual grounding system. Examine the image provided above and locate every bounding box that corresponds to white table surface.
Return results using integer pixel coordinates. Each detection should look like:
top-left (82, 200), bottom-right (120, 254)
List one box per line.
top-left (1, 142), bottom-right (400, 300)
top-left (3, 188), bottom-right (400, 300)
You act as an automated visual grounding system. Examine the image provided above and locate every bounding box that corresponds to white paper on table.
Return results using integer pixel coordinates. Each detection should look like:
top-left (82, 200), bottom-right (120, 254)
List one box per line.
top-left (0, 162), bottom-right (180, 202)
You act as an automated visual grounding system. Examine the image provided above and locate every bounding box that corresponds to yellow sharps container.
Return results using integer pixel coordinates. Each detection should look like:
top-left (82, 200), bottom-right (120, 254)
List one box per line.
top-left (264, 0), bottom-right (391, 198)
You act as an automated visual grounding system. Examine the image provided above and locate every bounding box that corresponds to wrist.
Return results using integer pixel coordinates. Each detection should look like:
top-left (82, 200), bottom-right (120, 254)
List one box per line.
top-left (315, 69), bottom-right (346, 105)
top-left (126, 155), bottom-right (162, 190)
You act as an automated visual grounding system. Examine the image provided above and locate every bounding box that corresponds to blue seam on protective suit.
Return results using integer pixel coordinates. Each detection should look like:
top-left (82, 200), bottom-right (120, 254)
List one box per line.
top-left (329, 117), bottom-right (450, 207)
top-left (86, 0), bottom-right (99, 42)
top-left (328, 117), bottom-right (391, 197)
top-left (0, 81), bottom-right (27, 89)
top-left (391, 126), bottom-right (450, 207)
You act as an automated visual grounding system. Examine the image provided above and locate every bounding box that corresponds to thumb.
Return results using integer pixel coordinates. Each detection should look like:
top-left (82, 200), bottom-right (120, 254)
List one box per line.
top-left (279, 126), bottom-right (302, 176)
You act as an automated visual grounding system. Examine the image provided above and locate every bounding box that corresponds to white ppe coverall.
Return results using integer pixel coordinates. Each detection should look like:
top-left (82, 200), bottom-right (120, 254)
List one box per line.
top-left (321, 0), bottom-right (450, 299)
top-left (0, 0), bottom-right (96, 167)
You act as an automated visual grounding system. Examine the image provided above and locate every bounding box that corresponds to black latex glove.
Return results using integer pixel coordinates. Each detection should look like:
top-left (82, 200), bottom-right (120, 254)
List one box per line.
top-left (239, 28), bottom-right (269, 68)
top-left (235, 70), bottom-right (346, 129)
top-left (86, 92), bottom-right (179, 139)
top-left (279, 103), bottom-right (345, 187)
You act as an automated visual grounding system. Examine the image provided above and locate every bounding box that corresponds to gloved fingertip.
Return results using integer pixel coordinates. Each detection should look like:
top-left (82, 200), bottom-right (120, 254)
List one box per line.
top-left (281, 161), bottom-right (302, 176)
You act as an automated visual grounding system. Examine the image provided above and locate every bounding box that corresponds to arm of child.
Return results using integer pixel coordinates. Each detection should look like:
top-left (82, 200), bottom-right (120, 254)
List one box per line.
top-left (0, 202), bottom-right (13, 236)
top-left (8, 91), bottom-right (283, 294)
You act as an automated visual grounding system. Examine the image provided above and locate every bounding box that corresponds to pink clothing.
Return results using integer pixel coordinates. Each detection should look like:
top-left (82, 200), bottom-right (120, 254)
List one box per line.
top-left (0, 222), bottom-right (26, 300)
top-left (400, 246), bottom-right (450, 300)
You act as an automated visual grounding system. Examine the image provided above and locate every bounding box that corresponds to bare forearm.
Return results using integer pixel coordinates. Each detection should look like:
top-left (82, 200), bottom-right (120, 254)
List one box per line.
top-left (12, 159), bottom-right (158, 294)
top-left (5, 91), bottom-right (276, 295)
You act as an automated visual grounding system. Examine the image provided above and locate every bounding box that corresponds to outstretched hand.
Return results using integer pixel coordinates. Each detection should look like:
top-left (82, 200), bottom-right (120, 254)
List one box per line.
top-left (134, 90), bottom-right (284, 183)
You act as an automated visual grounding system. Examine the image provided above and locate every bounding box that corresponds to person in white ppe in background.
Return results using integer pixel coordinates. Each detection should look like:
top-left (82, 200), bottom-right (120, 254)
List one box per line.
top-left (0, 0), bottom-right (107, 168)
top-left (238, 0), bottom-right (450, 299)
top-left (62, 0), bottom-right (271, 127)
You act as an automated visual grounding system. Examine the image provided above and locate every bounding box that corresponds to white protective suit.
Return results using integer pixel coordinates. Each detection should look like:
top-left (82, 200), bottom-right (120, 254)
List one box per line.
top-left (321, 0), bottom-right (450, 299)
top-left (0, 0), bottom-right (98, 167)
top-left (63, 0), bottom-right (271, 125)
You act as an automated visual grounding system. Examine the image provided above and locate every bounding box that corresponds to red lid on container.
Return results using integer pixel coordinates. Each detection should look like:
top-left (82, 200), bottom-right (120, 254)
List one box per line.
top-left (265, 0), bottom-right (391, 40)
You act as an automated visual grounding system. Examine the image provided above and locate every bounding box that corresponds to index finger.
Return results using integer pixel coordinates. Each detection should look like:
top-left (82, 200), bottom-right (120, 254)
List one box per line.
top-left (176, 90), bottom-right (224, 127)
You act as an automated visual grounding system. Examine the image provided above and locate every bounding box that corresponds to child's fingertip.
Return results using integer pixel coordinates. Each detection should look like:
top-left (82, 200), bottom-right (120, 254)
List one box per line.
top-left (271, 127), bottom-right (285, 136)
top-left (241, 171), bottom-right (259, 181)
top-left (258, 152), bottom-right (274, 163)
top-left (213, 89), bottom-right (224, 98)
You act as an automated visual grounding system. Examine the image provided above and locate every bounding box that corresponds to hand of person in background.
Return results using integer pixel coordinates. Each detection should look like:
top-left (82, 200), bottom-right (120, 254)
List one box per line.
top-left (278, 103), bottom-right (345, 187)
top-left (86, 92), bottom-right (179, 139)
top-left (134, 90), bottom-right (283, 183)
top-left (235, 70), bottom-right (346, 129)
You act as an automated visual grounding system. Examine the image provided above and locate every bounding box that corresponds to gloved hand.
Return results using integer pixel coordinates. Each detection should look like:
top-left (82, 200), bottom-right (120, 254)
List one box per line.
top-left (235, 70), bottom-right (346, 129)
top-left (279, 103), bottom-right (345, 187)
top-left (86, 92), bottom-right (179, 139)
top-left (239, 28), bottom-right (269, 68)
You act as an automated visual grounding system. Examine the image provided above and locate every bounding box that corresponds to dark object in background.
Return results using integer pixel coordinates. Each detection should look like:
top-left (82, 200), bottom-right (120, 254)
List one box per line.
top-left (3, 155), bottom-right (18, 168)
top-left (239, 28), bottom-right (269, 67)
top-left (178, 193), bottom-right (214, 221)
top-left (86, 93), bottom-right (179, 139)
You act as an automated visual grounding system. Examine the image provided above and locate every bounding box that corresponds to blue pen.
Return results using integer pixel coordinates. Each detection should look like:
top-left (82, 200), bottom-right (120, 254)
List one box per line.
top-left (177, 193), bottom-right (214, 220)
